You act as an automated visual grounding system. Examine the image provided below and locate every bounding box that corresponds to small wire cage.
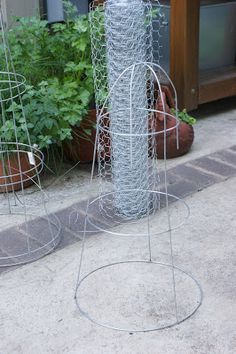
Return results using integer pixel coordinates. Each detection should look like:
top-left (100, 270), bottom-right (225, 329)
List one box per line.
top-left (75, 0), bottom-right (202, 332)
top-left (0, 8), bottom-right (61, 266)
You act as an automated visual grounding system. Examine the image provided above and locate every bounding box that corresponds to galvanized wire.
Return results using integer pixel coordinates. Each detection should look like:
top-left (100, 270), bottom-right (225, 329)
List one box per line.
top-left (90, 0), bottom-right (166, 110)
top-left (0, 8), bottom-right (61, 267)
top-left (90, 0), bottom-right (166, 219)
top-left (104, 0), bottom-right (152, 217)
top-left (75, 1), bottom-right (202, 332)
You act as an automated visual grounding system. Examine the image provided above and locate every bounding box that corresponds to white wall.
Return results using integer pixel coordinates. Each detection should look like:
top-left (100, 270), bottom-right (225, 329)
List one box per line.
top-left (2, 0), bottom-right (39, 26)
top-left (0, 0), bottom-right (8, 26)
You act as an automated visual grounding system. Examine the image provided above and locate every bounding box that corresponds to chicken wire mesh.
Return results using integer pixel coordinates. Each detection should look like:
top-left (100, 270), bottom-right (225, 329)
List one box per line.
top-left (89, 0), bottom-right (168, 219)
top-left (0, 8), bottom-right (61, 266)
top-left (90, 0), bottom-right (166, 110)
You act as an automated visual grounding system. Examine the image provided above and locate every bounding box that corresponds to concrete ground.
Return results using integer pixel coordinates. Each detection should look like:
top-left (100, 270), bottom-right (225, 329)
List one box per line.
top-left (0, 97), bottom-right (236, 354)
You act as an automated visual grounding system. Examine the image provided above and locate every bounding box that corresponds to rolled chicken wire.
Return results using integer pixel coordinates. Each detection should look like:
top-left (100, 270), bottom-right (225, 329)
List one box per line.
top-left (89, 0), bottom-right (165, 109)
top-left (104, 0), bottom-right (153, 217)
top-left (89, 0), bottom-right (165, 219)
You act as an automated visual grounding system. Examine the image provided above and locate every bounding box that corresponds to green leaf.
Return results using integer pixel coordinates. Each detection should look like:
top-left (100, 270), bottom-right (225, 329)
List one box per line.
top-left (171, 108), bottom-right (197, 126)
top-left (79, 90), bottom-right (91, 105)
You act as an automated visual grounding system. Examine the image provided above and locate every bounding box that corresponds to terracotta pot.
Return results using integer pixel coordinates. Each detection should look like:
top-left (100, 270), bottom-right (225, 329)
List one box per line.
top-left (154, 88), bottom-right (194, 159)
top-left (155, 119), bottom-right (194, 159)
top-left (64, 109), bottom-right (112, 163)
top-left (0, 152), bottom-right (39, 192)
top-left (64, 109), bottom-right (97, 163)
top-left (160, 85), bottom-right (176, 109)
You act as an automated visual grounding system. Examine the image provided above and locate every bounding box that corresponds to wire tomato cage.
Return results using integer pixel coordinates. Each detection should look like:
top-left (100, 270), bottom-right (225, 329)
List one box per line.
top-left (0, 7), bottom-right (61, 267)
top-left (74, 0), bottom-right (202, 332)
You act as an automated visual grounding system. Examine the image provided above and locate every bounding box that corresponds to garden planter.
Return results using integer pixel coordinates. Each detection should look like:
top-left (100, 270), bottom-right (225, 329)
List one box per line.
top-left (0, 152), bottom-right (40, 192)
top-left (155, 87), bottom-right (194, 159)
top-left (64, 110), bottom-right (111, 163)
top-left (64, 109), bottom-right (97, 163)
top-left (155, 117), bottom-right (194, 159)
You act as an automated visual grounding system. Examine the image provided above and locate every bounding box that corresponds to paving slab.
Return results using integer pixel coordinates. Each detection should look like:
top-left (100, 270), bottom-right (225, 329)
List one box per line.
top-left (192, 156), bottom-right (236, 178)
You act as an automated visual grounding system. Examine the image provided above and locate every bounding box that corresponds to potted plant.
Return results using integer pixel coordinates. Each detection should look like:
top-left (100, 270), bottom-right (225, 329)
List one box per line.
top-left (155, 86), bottom-right (196, 159)
top-left (0, 147), bottom-right (43, 192)
top-left (63, 109), bottom-right (97, 163)
top-left (0, 86), bottom-right (46, 194)
top-left (1, 1), bottom-right (95, 164)
top-left (0, 111), bottom-right (43, 192)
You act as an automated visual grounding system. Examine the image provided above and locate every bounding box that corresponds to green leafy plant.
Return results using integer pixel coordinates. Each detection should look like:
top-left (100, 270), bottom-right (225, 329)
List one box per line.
top-left (171, 108), bottom-right (196, 126)
top-left (0, 1), bottom-right (94, 151)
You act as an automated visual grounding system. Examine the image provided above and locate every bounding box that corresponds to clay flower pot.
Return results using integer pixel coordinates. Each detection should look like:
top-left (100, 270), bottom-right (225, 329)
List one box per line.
top-left (0, 152), bottom-right (40, 192)
top-left (64, 109), bottom-right (97, 163)
top-left (64, 109), bottom-right (111, 163)
top-left (155, 87), bottom-right (194, 159)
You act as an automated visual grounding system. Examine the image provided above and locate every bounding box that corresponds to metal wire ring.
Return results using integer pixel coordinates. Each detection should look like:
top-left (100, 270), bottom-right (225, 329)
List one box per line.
top-left (75, 260), bottom-right (203, 332)
top-left (86, 190), bottom-right (190, 237)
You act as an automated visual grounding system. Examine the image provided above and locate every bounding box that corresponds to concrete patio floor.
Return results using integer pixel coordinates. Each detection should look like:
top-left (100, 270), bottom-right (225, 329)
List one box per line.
top-left (0, 97), bottom-right (235, 354)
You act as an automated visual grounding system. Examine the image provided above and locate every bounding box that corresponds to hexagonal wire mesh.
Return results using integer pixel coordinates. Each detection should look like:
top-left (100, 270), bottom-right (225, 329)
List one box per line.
top-left (90, 0), bottom-right (166, 220)
top-left (0, 7), bottom-right (61, 266)
top-left (75, 0), bottom-right (202, 332)
top-left (90, 0), bottom-right (166, 111)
